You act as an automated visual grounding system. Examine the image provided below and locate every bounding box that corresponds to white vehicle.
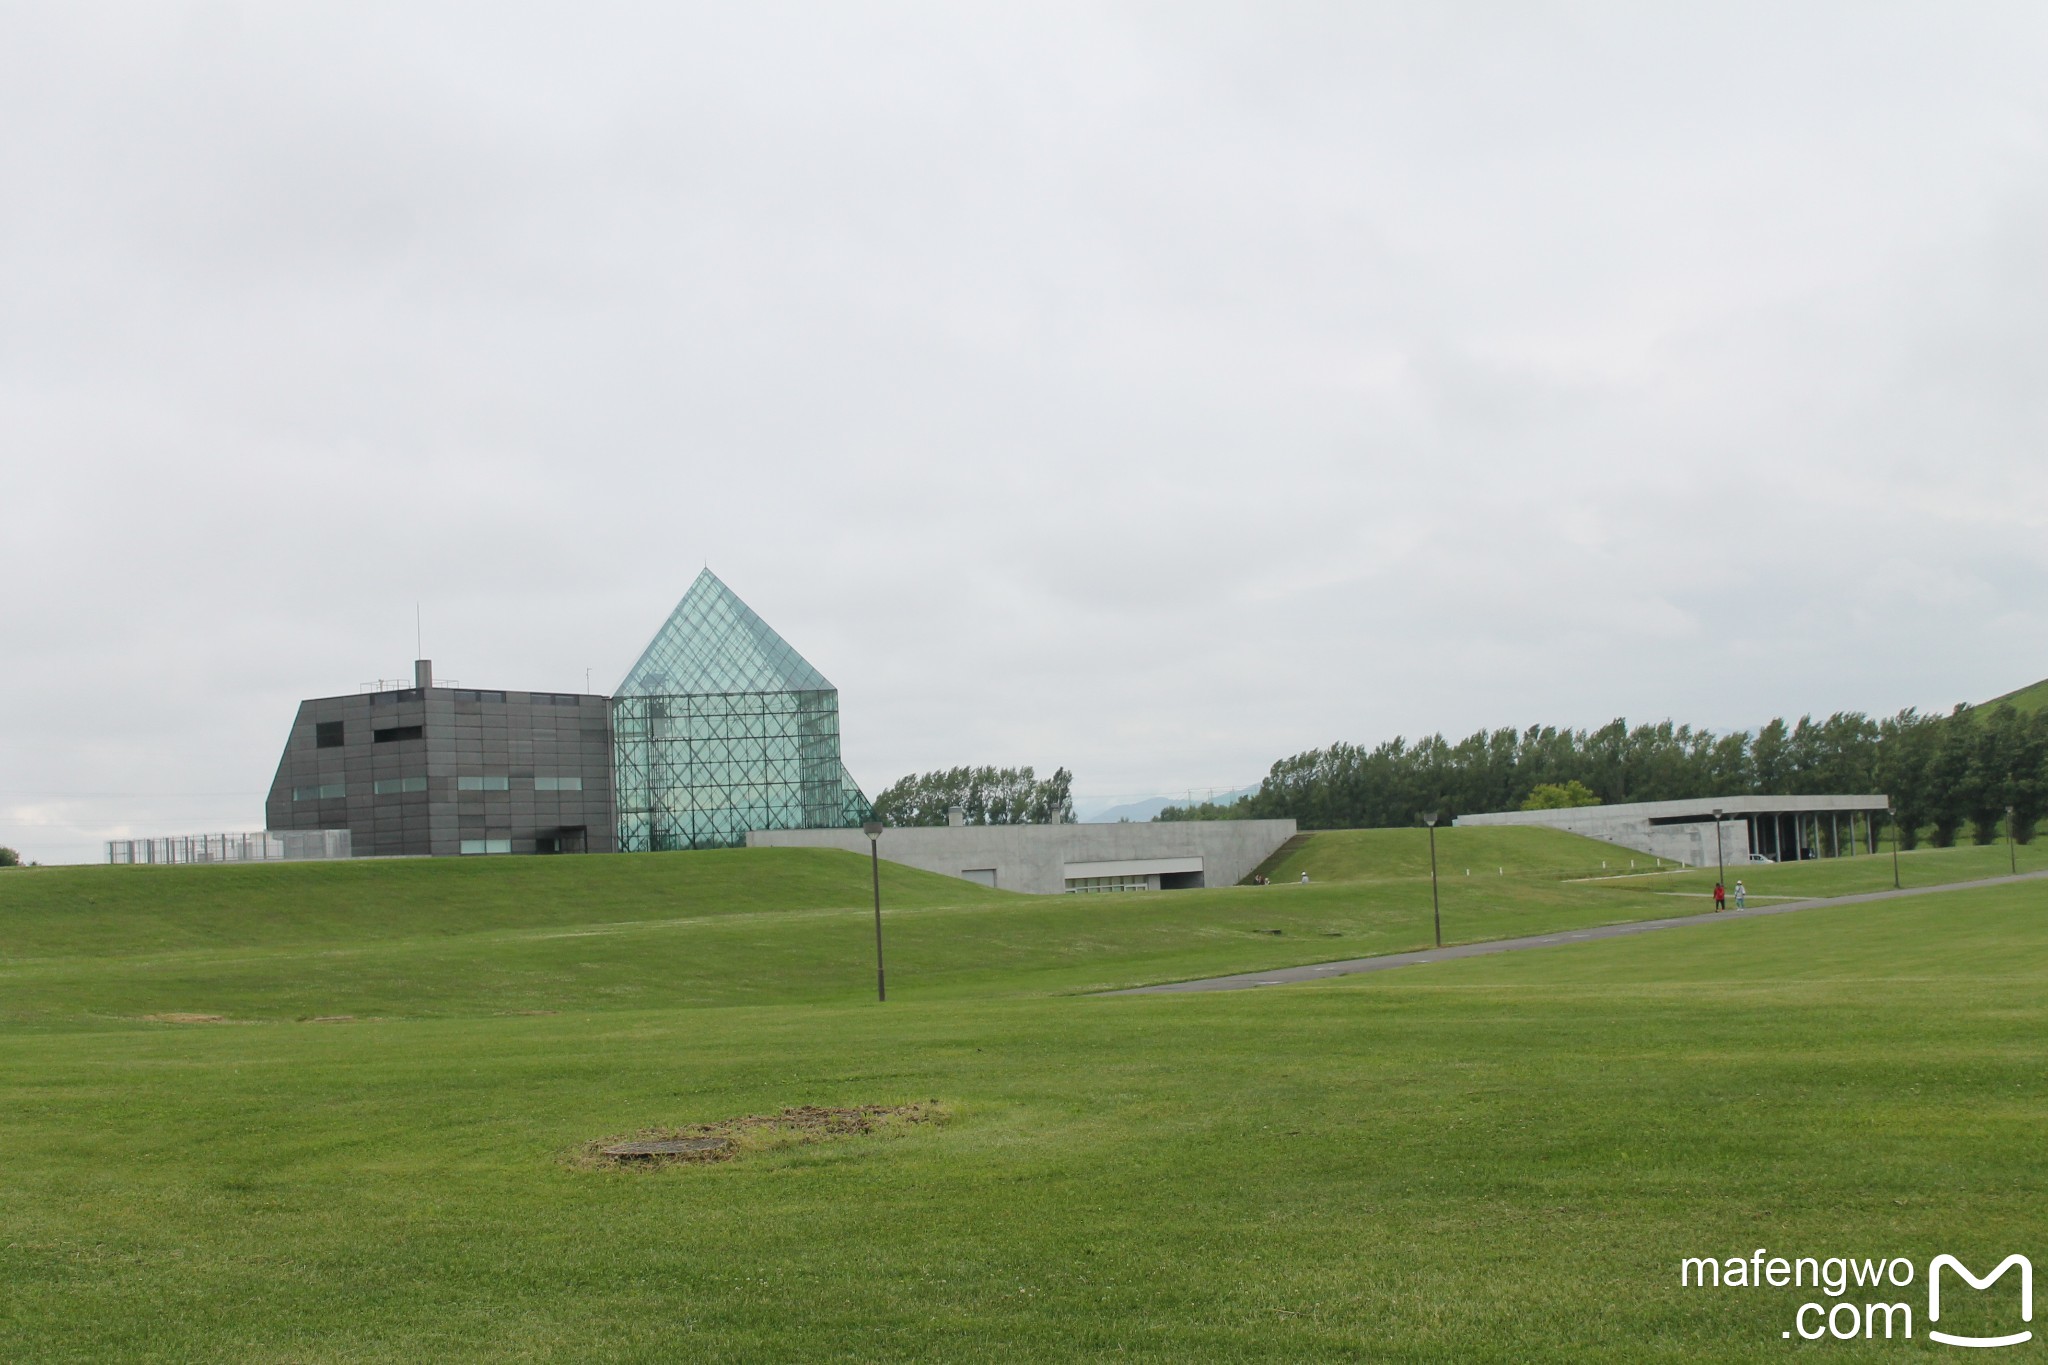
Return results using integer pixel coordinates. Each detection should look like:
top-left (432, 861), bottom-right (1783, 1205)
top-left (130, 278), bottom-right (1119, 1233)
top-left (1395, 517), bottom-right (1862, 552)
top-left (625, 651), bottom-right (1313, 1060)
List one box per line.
top-left (1747, 853), bottom-right (1775, 863)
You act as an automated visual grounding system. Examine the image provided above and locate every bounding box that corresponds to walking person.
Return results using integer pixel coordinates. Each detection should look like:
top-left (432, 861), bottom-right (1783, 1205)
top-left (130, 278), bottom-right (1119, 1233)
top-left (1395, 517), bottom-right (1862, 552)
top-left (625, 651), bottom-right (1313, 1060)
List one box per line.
top-left (1712, 880), bottom-right (1727, 912)
top-left (1733, 879), bottom-right (1746, 910)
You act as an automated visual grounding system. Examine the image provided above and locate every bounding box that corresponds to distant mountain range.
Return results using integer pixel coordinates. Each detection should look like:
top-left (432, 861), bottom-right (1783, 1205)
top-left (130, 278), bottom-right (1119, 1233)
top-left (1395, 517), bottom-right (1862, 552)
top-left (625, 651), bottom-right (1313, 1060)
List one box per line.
top-left (1077, 786), bottom-right (1260, 824)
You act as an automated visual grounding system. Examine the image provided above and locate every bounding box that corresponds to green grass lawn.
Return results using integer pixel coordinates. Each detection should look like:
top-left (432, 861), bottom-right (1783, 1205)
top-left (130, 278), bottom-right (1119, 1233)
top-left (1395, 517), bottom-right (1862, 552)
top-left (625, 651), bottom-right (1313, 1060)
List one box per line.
top-left (1984, 674), bottom-right (2048, 711)
top-left (1, 838), bottom-right (2043, 1359)
top-left (1587, 838), bottom-right (2035, 908)
top-left (1, 833), bottom-right (1702, 1022)
top-left (1262, 823), bottom-right (1681, 882)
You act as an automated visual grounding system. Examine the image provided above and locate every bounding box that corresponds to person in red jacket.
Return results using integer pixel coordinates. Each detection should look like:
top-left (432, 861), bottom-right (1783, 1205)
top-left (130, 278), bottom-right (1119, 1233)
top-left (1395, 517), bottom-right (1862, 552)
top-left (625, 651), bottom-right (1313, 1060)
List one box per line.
top-left (1713, 881), bottom-right (1727, 911)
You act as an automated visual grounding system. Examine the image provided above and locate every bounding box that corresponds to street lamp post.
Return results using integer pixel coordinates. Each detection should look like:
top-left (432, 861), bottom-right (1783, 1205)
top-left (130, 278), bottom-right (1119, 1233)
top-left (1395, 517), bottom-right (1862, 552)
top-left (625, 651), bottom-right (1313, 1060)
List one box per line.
top-left (1713, 807), bottom-right (1725, 907)
top-left (863, 820), bottom-right (886, 1002)
top-left (1423, 811), bottom-right (1442, 948)
top-left (2008, 805), bottom-right (2018, 876)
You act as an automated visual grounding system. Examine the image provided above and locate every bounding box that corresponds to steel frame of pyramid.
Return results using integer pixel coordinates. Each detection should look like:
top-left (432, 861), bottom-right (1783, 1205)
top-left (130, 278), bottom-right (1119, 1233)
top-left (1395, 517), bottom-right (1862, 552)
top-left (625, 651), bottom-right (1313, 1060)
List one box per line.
top-left (611, 571), bottom-right (872, 851)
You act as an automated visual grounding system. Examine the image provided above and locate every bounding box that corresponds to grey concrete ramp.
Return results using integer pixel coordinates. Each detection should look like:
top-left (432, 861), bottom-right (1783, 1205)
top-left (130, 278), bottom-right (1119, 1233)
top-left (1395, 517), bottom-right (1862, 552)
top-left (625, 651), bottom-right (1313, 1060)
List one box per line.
top-left (1103, 870), bottom-right (2048, 996)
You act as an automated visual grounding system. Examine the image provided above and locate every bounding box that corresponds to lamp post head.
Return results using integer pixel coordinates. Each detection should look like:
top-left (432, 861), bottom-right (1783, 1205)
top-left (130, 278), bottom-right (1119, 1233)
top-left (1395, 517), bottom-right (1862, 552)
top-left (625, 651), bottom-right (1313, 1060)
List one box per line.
top-left (1712, 808), bottom-right (1724, 821)
top-left (862, 821), bottom-right (883, 840)
top-left (1422, 812), bottom-right (1438, 828)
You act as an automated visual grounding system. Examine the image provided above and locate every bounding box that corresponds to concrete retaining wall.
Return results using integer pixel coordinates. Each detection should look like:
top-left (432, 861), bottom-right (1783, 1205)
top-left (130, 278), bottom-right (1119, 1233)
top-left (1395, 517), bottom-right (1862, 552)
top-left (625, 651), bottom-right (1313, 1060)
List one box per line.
top-left (747, 819), bottom-right (1298, 895)
top-left (1455, 794), bottom-right (1889, 866)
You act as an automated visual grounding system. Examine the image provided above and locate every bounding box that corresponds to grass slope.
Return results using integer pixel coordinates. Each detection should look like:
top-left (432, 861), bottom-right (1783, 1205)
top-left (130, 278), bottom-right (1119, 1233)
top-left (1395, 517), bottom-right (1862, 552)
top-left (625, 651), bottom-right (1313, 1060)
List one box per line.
top-left (1, 840), bottom-right (2043, 1359)
top-left (0, 847), bottom-right (1010, 957)
top-left (1984, 674), bottom-right (2048, 712)
top-left (1588, 839), bottom-right (2031, 905)
top-left (1, 836), bottom-right (2030, 1024)
top-left (1262, 825), bottom-right (1667, 883)
top-left (0, 831), bottom-right (1737, 1024)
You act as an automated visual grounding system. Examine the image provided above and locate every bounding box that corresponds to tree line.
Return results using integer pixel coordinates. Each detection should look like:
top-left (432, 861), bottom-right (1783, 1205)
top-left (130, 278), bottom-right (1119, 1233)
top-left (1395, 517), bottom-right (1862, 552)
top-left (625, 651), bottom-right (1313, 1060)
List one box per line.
top-left (872, 766), bottom-right (1076, 826)
top-left (1158, 705), bottom-right (2048, 847)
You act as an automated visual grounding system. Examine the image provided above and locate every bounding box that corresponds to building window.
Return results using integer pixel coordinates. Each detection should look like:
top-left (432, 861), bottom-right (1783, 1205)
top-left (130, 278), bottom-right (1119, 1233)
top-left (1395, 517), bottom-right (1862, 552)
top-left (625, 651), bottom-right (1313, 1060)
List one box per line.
top-left (459, 837), bottom-right (512, 855)
top-left (1065, 875), bottom-right (1150, 894)
top-left (454, 689), bottom-right (507, 703)
top-left (372, 776), bottom-right (428, 795)
top-left (374, 725), bottom-right (424, 743)
top-left (314, 721), bottom-right (344, 749)
top-left (457, 774), bottom-right (510, 792)
top-left (534, 775), bottom-right (583, 792)
top-left (369, 689), bottom-right (422, 706)
top-left (534, 693), bottom-right (582, 706)
top-left (292, 782), bottom-right (345, 801)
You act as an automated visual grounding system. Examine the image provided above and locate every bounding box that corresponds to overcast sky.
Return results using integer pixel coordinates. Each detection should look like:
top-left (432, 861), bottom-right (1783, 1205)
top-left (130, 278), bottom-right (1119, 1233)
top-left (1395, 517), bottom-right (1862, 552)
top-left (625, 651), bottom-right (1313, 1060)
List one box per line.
top-left (5, 3), bottom-right (2046, 861)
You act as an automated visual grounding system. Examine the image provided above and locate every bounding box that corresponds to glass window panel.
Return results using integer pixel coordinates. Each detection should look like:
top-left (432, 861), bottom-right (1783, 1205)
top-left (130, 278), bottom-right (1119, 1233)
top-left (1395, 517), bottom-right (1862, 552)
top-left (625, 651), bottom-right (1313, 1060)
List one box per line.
top-left (609, 570), bottom-right (872, 852)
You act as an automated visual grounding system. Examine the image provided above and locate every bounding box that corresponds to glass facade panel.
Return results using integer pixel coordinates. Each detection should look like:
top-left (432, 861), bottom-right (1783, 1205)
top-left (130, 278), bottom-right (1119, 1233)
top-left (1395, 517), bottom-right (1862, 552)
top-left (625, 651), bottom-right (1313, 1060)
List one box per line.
top-left (458, 774), bottom-right (510, 791)
top-left (613, 569), bottom-right (871, 851)
top-left (534, 775), bottom-right (583, 792)
top-left (373, 776), bottom-right (428, 795)
top-left (1066, 875), bottom-right (1151, 894)
top-left (459, 837), bottom-right (512, 855)
top-left (292, 782), bottom-right (345, 801)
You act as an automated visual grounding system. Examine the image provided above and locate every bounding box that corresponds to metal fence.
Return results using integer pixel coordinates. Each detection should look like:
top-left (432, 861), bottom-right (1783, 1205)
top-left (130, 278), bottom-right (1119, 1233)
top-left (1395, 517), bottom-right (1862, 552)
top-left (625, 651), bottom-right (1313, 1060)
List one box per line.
top-left (106, 830), bottom-right (352, 865)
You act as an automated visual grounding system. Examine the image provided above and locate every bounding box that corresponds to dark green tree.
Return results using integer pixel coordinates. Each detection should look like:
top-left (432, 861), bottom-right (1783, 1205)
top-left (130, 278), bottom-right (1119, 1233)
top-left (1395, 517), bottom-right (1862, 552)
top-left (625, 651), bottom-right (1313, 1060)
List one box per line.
top-left (2007, 711), bottom-right (2048, 844)
top-left (1874, 709), bottom-right (1936, 849)
top-left (871, 766), bottom-right (1074, 826)
top-left (1520, 781), bottom-right (1602, 810)
top-left (1917, 707), bottom-right (1976, 847)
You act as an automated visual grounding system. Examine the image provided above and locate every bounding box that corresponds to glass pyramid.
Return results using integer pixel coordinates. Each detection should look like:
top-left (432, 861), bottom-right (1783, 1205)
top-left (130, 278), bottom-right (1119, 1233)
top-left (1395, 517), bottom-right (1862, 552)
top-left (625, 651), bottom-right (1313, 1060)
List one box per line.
top-left (612, 570), bottom-right (872, 851)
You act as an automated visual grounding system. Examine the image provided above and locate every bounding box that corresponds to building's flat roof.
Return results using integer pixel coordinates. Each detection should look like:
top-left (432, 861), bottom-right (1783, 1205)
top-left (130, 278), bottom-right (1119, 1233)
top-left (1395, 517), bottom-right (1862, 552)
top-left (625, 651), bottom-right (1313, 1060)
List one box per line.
top-left (1457, 793), bottom-right (1888, 826)
top-left (302, 685), bottom-right (611, 704)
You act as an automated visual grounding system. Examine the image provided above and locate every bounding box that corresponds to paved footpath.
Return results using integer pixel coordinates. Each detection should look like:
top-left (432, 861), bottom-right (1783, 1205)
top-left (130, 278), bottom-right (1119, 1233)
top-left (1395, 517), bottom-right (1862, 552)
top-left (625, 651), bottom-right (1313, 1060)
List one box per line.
top-left (1105, 869), bottom-right (2048, 996)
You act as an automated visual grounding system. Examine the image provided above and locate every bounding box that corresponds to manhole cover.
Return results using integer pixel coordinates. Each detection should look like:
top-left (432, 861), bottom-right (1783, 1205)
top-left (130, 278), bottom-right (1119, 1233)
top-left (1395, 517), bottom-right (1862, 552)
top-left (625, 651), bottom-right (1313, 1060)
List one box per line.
top-left (600, 1137), bottom-right (733, 1159)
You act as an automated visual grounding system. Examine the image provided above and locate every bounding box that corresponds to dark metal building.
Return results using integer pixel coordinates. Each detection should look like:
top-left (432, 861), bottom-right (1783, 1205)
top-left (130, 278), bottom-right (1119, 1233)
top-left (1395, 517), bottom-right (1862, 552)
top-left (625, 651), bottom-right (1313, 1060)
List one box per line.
top-left (264, 661), bottom-right (615, 857)
top-left (263, 572), bottom-right (872, 857)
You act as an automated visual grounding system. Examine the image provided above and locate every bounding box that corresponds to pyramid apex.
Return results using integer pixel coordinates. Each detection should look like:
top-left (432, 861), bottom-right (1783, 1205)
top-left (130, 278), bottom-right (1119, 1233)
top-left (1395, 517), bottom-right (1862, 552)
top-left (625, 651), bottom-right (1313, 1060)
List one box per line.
top-left (615, 573), bottom-right (835, 697)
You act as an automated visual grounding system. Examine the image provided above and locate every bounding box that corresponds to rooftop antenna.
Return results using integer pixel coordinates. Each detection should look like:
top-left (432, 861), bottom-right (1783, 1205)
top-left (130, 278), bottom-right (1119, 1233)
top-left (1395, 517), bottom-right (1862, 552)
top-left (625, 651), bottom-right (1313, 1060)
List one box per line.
top-left (415, 602), bottom-right (422, 659)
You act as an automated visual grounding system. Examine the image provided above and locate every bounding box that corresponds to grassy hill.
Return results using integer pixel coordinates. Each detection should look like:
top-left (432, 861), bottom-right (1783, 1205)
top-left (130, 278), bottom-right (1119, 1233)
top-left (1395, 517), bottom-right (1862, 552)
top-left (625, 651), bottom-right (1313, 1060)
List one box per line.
top-left (1985, 674), bottom-right (2048, 712)
top-left (1258, 824), bottom-right (1667, 883)
top-left (0, 836), bottom-right (1697, 1022)
top-left (0, 836), bottom-right (2042, 1358)
top-left (0, 835), bottom-right (2027, 1023)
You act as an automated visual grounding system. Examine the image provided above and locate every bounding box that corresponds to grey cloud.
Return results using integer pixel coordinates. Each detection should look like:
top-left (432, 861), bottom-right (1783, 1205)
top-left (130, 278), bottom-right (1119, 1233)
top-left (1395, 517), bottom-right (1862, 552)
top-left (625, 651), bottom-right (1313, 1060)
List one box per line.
top-left (4, 3), bottom-right (2047, 860)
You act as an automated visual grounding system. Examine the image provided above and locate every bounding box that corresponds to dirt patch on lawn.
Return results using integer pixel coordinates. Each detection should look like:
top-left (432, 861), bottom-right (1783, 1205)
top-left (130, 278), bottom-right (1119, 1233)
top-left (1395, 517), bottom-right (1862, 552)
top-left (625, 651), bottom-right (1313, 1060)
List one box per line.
top-left (143, 1013), bottom-right (229, 1024)
top-left (571, 1102), bottom-right (945, 1171)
